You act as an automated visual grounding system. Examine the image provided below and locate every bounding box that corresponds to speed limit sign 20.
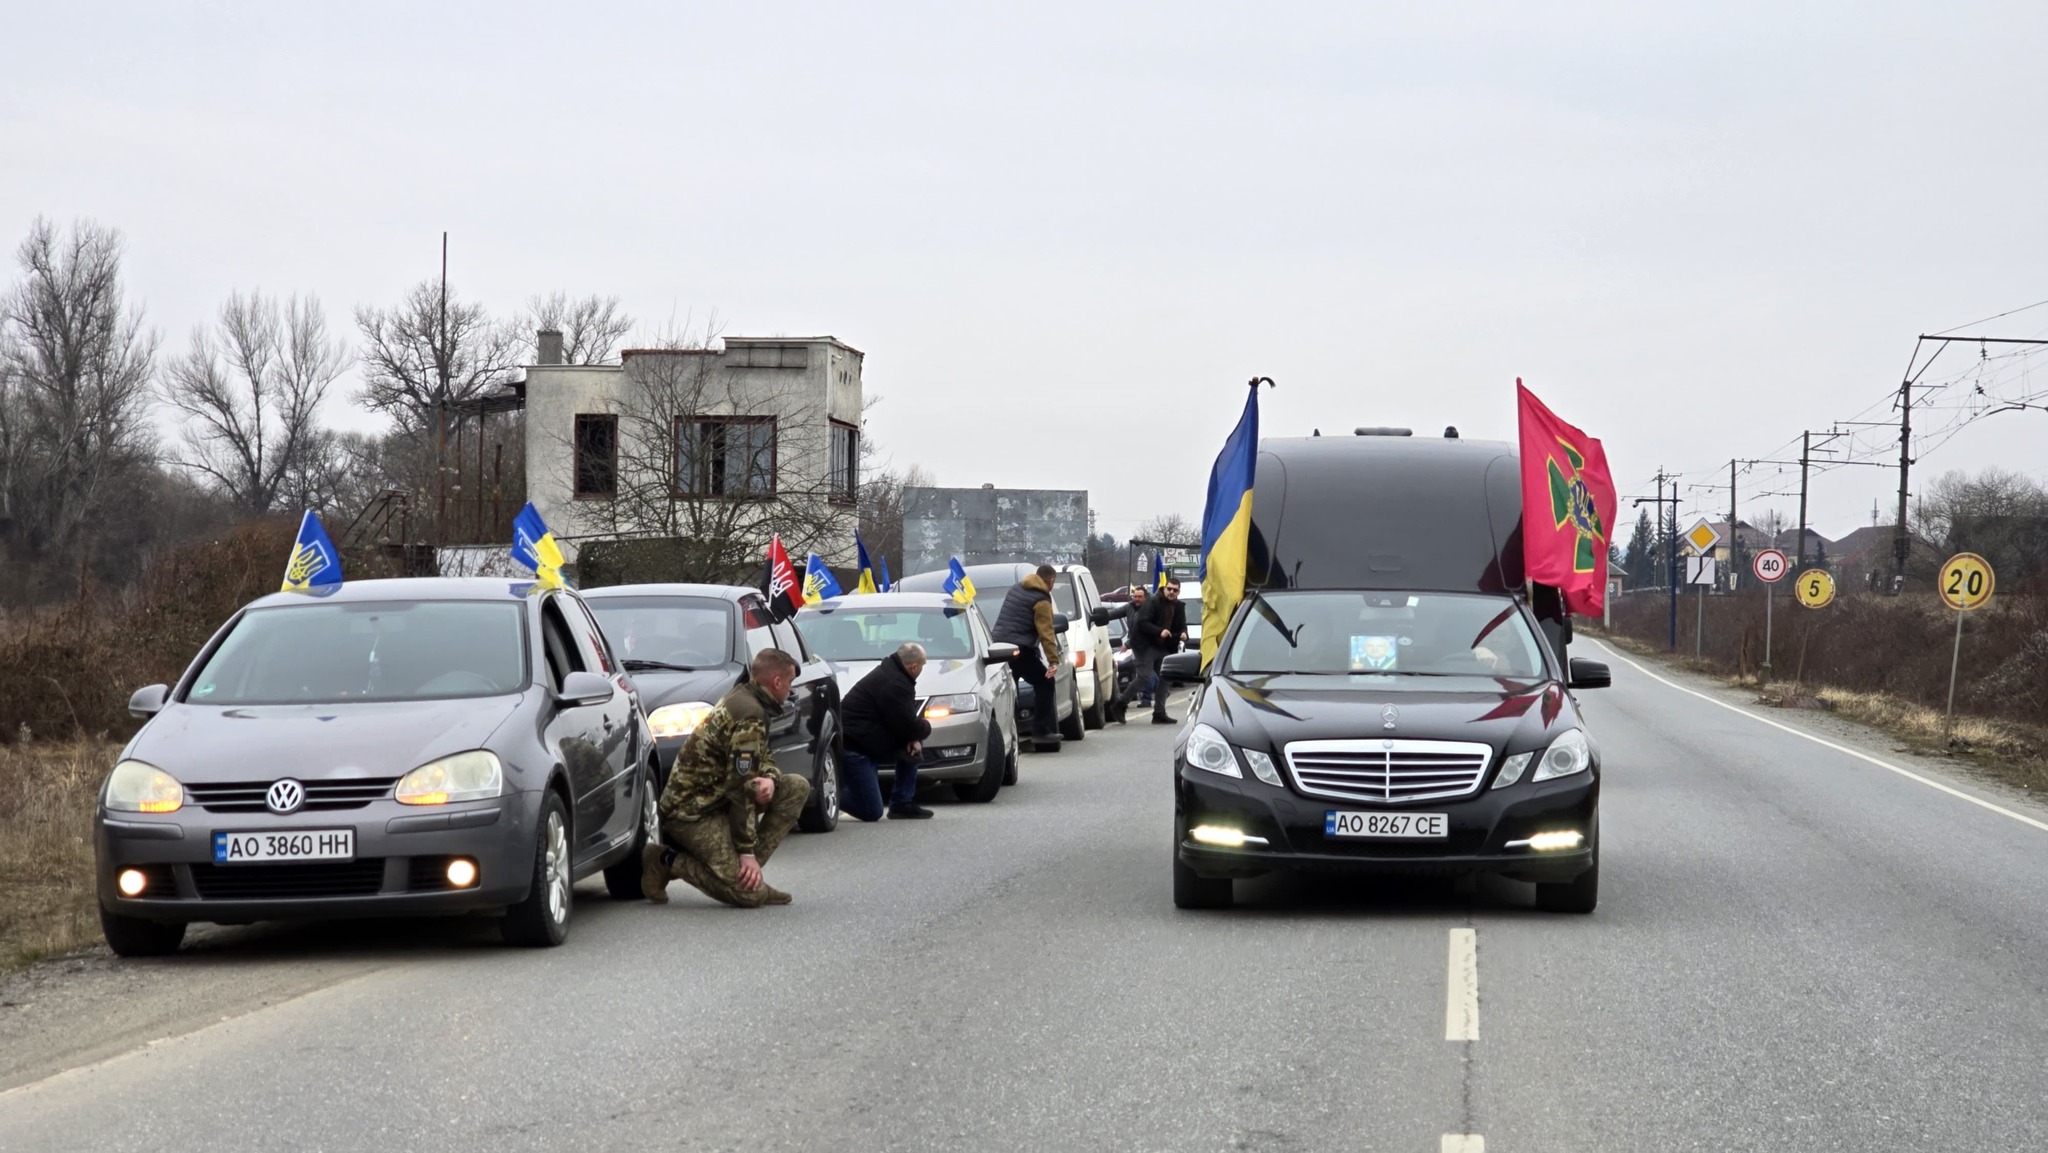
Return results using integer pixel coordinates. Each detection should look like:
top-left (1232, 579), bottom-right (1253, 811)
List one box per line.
top-left (1752, 548), bottom-right (1788, 584)
top-left (1938, 552), bottom-right (1994, 611)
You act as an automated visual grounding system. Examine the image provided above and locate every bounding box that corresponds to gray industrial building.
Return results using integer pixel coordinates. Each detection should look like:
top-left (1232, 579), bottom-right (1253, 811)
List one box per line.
top-left (901, 486), bottom-right (1088, 576)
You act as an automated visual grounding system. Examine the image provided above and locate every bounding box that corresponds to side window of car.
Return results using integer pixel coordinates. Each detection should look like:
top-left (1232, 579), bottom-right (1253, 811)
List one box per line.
top-left (769, 617), bottom-right (806, 662)
top-left (1076, 569), bottom-right (1098, 611)
top-left (564, 596), bottom-right (615, 674)
top-left (741, 596), bottom-right (778, 661)
top-left (539, 599), bottom-right (587, 690)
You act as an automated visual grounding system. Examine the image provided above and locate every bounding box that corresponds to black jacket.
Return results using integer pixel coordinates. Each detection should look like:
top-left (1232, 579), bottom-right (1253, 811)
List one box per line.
top-left (1132, 595), bottom-right (1186, 656)
top-left (841, 653), bottom-right (933, 760)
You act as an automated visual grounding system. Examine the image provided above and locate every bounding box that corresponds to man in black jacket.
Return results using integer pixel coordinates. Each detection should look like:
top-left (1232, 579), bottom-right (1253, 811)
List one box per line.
top-left (1133, 581), bottom-right (1189, 724)
top-left (839, 642), bottom-right (935, 820)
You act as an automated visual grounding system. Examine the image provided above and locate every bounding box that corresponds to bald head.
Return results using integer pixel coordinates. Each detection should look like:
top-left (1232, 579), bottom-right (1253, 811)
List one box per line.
top-left (895, 641), bottom-right (927, 675)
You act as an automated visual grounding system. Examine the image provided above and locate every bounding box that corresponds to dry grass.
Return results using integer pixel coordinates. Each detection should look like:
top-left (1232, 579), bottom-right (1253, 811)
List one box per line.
top-left (0, 740), bottom-right (116, 968)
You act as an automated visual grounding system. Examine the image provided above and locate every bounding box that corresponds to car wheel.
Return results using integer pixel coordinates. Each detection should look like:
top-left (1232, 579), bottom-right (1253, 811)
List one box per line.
top-left (99, 906), bottom-right (185, 957)
top-left (952, 723), bottom-right (1004, 803)
top-left (1001, 731), bottom-right (1019, 786)
top-left (503, 792), bottom-right (573, 947)
top-left (1534, 849), bottom-right (1598, 914)
top-left (603, 759), bottom-right (661, 900)
top-left (1082, 674), bottom-right (1106, 731)
top-left (1060, 680), bottom-right (1085, 742)
top-left (799, 738), bottom-right (841, 833)
top-left (1173, 847), bottom-right (1233, 910)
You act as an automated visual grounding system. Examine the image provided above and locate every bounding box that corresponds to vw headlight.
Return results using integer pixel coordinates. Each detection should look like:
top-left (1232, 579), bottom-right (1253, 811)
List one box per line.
top-left (1241, 748), bottom-right (1283, 787)
top-left (647, 701), bottom-right (715, 740)
top-left (1184, 723), bottom-right (1241, 779)
top-left (105, 760), bottom-right (184, 813)
top-left (922, 693), bottom-right (981, 720)
top-left (1491, 751), bottom-right (1534, 790)
top-left (396, 751), bottom-right (503, 806)
top-left (1530, 729), bottom-right (1592, 782)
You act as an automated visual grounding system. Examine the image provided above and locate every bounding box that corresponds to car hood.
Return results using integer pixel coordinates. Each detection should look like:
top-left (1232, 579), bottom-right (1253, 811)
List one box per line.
top-left (129, 694), bottom-right (527, 782)
top-left (625, 664), bottom-right (743, 713)
top-left (828, 658), bottom-right (982, 699)
top-left (1202, 674), bottom-right (1578, 755)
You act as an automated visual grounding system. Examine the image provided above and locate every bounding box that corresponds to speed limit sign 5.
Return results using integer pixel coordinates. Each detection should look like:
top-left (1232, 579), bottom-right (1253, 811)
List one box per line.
top-left (1752, 548), bottom-right (1788, 584)
top-left (1938, 552), bottom-right (1995, 611)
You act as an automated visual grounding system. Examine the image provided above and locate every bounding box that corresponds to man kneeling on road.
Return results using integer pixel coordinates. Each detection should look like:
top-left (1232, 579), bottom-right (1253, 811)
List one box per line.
top-left (641, 649), bottom-right (812, 907)
top-left (839, 642), bottom-right (935, 821)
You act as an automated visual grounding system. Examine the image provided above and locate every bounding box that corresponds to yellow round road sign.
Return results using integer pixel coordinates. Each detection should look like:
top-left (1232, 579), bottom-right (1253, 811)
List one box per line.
top-left (1938, 552), bottom-right (1995, 611)
top-left (1794, 568), bottom-right (1835, 609)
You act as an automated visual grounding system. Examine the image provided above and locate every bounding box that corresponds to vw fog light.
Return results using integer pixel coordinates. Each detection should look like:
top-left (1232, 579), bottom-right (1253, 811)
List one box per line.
top-left (922, 693), bottom-right (981, 721)
top-left (117, 868), bottom-right (149, 896)
top-left (1241, 748), bottom-right (1283, 787)
top-left (1184, 724), bottom-right (1241, 779)
top-left (105, 760), bottom-right (184, 814)
top-left (396, 751), bottom-right (503, 806)
top-left (1530, 729), bottom-right (1592, 782)
top-left (1491, 751), bottom-right (1534, 790)
top-left (647, 701), bottom-right (714, 740)
top-left (445, 858), bottom-right (479, 888)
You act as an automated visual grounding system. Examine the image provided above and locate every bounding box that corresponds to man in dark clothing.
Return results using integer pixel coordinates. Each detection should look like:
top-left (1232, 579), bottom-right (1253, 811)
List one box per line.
top-left (992, 564), bottom-right (1062, 752)
top-left (839, 642), bottom-right (935, 820)
top-left (1133, 580), bottom-right (1189, 723)
top-left (1115, 585), bottom-right (1152, 710)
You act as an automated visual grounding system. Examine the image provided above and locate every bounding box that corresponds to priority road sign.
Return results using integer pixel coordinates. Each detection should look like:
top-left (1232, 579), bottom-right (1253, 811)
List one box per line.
top-left (1751, 548), bottom-right (1788, 584)
top-left (1794, 568), bottom-right (1835, 609)
top-left (1684, 518), bottom-right (1722, 556)
top-left (1937, 552), bottom-right (1994, 612)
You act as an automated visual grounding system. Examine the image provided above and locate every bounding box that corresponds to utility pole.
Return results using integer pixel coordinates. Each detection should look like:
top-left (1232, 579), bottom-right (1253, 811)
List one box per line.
top-left (1633, 470), bottom-right (1680, 650)
top-left (1796, 431), bottom-right (1811, 568)
top-left (435, 231), bottom-right (450, 548)
top-left (1727, 458), bottom-right (1739, 591)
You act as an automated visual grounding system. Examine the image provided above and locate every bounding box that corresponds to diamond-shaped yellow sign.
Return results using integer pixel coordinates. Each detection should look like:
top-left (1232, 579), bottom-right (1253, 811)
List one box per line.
top-left (1684, 519), bottom-right (1722, 555)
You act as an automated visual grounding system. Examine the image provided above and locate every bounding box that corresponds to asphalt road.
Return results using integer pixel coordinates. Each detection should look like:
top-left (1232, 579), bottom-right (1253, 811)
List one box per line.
top-left (4, 658), bottom-right (2047, 1152)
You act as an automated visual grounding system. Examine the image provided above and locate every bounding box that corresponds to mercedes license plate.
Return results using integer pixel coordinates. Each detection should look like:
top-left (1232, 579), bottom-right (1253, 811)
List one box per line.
top-left (213, 828), bottom-right (355, 864)
top-left (1325, 811), bottom-right (1448, 840)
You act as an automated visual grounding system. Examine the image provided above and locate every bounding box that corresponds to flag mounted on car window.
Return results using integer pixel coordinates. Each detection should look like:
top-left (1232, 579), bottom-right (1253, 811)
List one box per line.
top-left (510, 502), bottom-right (568, 590)
top-left (1197, 381), bottom-right (1264, 669)
top-left (943, 556), bottom-right (975, 605)
top-left (1516, 379), bottom-right (1616, 617)
top-left (766, 536), bottom-right (804, 620)
top-left (854, 533), bottom-right (882, 594)
top-left (280, 511), bottom-right (343, 593)
top-left (803, 552), bottom-right (843, 604)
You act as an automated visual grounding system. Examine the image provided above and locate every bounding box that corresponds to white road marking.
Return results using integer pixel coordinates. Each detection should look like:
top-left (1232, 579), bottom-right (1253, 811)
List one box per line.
top-left (1441, 1136), bottom-right (1485, 1152)
top-left (1445, 927), bottom-right (1478, 1041)
top-left (1588, 640), bottom-right (2048, 835)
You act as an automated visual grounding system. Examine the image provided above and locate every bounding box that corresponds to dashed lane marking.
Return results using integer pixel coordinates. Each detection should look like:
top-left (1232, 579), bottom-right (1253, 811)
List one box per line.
top-left (1446, 927), bottom-right (1478, 1041)
top-left (1589, 640), bottom-right (2048, 836)
top-left (1441, 1136), bottom-right (1485, 1152)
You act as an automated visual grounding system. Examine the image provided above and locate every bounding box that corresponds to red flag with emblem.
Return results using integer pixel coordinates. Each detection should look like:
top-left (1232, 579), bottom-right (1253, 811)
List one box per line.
top-left (766, 535), bottom-right (804, 620)
top-left (1517, 380), bottom-right (1617, 617)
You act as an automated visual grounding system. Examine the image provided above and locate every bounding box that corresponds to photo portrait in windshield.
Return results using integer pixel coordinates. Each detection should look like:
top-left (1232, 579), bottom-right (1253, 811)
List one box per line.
top-left (1225, 592), bottom-right (1546, 679)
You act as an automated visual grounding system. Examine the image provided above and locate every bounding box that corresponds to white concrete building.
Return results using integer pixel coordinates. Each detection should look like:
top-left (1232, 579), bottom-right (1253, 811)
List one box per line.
top-left (523, 334), bottom-right (864, 569)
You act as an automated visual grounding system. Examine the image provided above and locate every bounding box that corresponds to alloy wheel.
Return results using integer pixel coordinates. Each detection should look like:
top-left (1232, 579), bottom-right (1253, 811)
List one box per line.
top-left (820, 748), bottom-right (840, 822)
top-left (544, 810), bottom-right (570, 926)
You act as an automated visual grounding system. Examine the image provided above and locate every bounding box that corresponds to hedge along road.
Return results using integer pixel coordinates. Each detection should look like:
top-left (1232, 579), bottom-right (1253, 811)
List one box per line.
top-left (4, 657), bottom-right (2048, 1151)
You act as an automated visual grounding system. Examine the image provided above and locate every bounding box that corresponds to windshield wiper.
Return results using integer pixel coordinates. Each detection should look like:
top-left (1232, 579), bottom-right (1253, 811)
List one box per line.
top-left (622, 659), bottom-right (706, 673)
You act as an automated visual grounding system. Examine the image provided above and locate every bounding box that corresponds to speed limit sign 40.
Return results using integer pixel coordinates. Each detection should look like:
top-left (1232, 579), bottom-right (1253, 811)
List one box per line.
top-left (1752, 548), bottom-right (1788, 584)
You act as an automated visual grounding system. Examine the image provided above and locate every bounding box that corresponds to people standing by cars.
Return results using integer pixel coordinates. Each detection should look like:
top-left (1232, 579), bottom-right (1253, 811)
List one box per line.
top-left (992, 564), bottom-right (1063, 752)
top-left (1133, 581), bottom-right (1188, 724)
top-left (1116, 585), bottom-right (1152, 714)
top-left (642, 650), bottom-right (813, 907)
top-left (839, 642), bottom-right (936, 821)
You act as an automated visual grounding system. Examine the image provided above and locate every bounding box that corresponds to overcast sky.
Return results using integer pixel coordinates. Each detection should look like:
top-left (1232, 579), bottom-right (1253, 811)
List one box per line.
top-left (6, 2), bottom-right (2046, 545)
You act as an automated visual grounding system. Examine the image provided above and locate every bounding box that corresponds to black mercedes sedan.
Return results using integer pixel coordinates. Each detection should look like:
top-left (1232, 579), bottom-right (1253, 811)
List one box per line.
top-left (95, 578), bottom-right (659, 955)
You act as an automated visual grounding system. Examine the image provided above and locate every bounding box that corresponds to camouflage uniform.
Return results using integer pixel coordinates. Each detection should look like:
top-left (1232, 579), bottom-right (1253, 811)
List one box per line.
top-left (655, 682), bottom-right (811, 907)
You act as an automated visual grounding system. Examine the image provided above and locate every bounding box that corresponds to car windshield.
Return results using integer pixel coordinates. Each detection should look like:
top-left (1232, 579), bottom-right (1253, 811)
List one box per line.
top-left (1223, 592), bottom-right (1546, 678)
top-left (585, 597), bottom-right (734, 668)
top-left (187, 601), bottom-right (527, 705)
top-left (798, 607), bottom-right (977, 661)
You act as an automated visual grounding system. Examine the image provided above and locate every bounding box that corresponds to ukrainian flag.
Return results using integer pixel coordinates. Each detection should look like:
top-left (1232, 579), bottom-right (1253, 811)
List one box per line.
top-left (878, 554), bottom-right (893, 593)
top-left (1197, 385), bottom-right (1260, 668)
top-left (803, 552), bottom-right (843, 603)
top-left (510, 502), bottom-right (568, 590)
top-left (943, 556), bottom-right (975, 605)
top-left (854, 533), bottom-right (881, 595)
top-left (281, 511), bottom-right (343, 593)
top-left (1152, 550), bottom-right (1168, 592)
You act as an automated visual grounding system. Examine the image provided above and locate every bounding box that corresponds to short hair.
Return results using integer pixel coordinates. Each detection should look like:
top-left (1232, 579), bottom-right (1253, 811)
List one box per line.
top-left (1035, 564), bottom-right (1056, 582)
top-left (750, 648), bottom-right (800, 679)
top-left (895, 642), bottom-right (927, 665)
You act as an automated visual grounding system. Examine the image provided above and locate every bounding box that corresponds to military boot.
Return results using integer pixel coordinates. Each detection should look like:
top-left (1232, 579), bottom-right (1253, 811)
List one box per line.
top-left (756, 883), bottom-right (794, 906)
top-left (640, 842), bottom-right (671, 903)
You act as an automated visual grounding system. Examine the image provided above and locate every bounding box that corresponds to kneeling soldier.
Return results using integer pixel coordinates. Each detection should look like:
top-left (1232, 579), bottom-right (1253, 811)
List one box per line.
top-left (642, 649), bottom-right (812, 907)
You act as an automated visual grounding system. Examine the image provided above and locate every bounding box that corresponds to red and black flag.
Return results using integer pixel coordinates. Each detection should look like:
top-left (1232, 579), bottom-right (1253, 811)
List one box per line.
top-left (766, 535), bottom-right (804, 620)
top-left (1517, 380), bottom-right (1617, 618)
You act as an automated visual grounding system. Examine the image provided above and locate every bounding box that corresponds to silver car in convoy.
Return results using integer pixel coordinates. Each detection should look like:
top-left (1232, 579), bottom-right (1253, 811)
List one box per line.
top-left (794, 593), bottom-right (1021, 802)
top-left (93, 578), bottom-right (660, 956)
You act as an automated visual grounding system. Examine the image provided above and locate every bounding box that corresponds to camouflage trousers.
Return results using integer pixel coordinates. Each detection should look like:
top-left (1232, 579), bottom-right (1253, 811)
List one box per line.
top-left (658, 775), bottom-right (811, 907)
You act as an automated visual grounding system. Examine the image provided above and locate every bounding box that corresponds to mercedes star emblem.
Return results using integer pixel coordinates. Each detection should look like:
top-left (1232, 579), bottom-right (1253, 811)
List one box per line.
top-left (266, 778), bottom-right (306, 815)
top-left (1380, 704), bottom-right (1399, 731)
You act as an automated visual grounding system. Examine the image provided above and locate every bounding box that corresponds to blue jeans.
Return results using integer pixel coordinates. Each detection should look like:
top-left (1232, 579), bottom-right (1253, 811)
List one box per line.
top-left (840, 749), bottom-right (920, 822)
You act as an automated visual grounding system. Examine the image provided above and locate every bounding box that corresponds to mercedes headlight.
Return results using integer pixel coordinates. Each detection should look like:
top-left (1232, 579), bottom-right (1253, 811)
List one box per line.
top-left (922, 693), bottom-right (981, 720)
top-left (647, 701), bottom-right (715, 740)
top-left (1184, 723), bottom-right (1241, 779)
top-left (1241, 748), bottom-right (1283, 787)
top-left (1530, 729), bottom-right (1592, 782)
top-left (396, 750), bottom-right (503, 806)
top-left (1491, 751), bottom-right (1534, 790)
top-left (105, 760), bottom-right (184, 813)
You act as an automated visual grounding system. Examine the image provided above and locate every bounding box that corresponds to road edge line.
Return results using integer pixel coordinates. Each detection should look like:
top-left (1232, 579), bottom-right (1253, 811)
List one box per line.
top-left (1587, 639), bottom-right (2048, 835)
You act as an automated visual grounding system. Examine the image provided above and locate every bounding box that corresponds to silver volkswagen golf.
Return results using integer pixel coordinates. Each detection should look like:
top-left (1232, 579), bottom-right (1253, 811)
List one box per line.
top-left (93, 578), bottom-right (659, 955)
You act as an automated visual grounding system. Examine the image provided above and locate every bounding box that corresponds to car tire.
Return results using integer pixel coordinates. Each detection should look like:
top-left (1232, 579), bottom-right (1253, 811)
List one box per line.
top-left (1534, 845), bottom-right (1598, 914)
top-left (952, 723), bottom-right (1004, 804)
top-left (503, 792), bottom-right (573, 947)
top-left (99, 906), bottom-right (185, 957)
top-left (1082, 677), bottom-right (1106, 731)
top-left (1001, 734), bottom-right (1019, 786)
top-left (1173, 851), bottom-right (1233, 910)
top-left (1060, 681), bottom-right (1085, 742)
top-left (603, 758), bottom-right (661, 900)
top-left (798, 738), bottom-right (841, 833)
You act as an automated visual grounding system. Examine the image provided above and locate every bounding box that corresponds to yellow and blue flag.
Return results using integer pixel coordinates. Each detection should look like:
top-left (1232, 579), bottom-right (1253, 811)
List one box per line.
top-left (943, 556), bottom-right (975, 605)
top-left (854, 534), bottom-right (881, 595)
top-left (281, 510), bottom-right (343, 593)
top-left (1197, 384), bottom-right (1261, 668)
top-left (878, 554), bottom-right (892, 593)
top-left (803, 552), bottom-right (843, 603)
top-left (1152, 550), bottom-right (1168, 591)
top-left (510, 502), bottom-right (568, 590)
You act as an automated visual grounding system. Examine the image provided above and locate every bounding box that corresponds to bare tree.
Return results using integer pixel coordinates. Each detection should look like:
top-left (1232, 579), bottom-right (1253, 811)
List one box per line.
top-left (858, 459), bottom-right (934, 574)
top-left (523, 292), bottom-right (634, 365)
top-left (0, 218), bottom-right (160, 594)
top-left (1913, 468), bottom-right (2048, 581)
top-left (163, 291), bottom-right (347, 514)
top-left (354, 279), bottom-right (521, 433)
top-left (1133, 512), bottom-right (1199, 545)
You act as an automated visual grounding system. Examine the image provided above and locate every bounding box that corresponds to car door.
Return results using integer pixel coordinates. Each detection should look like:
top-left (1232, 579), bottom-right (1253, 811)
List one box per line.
top-left (971, 608), bottom-right (1018, 751)
top-left (1074, 569), bottom-right (1114, 697)
top-left (539, 595), bottom-right (623, 865)
top-left (740, 596), bottom-right (811, 783)
top-left (564, 592), bottom-right (640, 854)
top-left (771, 613), bottom-right (830, 785)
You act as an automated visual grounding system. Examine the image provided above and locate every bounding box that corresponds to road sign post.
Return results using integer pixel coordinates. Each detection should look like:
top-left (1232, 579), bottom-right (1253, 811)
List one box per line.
top-left (1938, 552), bottom-right (1995, 742)
top-left (1682, 521), bottom-right (1723, 662)
top-left (1751, 548), bottom-right (1788, 681)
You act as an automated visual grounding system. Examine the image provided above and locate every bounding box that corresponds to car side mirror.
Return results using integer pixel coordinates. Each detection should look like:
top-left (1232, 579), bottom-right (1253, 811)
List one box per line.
top-left (1089, 606), bottom-right (1110, 627)
top-left (987, 642), bottom-right (1019, 662)
top-left (1568, 658), bottom-right (1611, 690)
top-left (128, 684), bottom-right (169, 718)
top-left (556, 670), bottom-right (616, 707)
top-left (1159, 651), bottom-right (1204, 684)
top-left (1052, 613), bottom-right (1071, 632)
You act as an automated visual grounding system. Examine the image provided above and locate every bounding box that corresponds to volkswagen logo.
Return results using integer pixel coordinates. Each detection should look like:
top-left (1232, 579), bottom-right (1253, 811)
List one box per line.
top-left (266, 778), bottom-right (306, 815)
top-left (1380, 704), bottom-right (1399, 731)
